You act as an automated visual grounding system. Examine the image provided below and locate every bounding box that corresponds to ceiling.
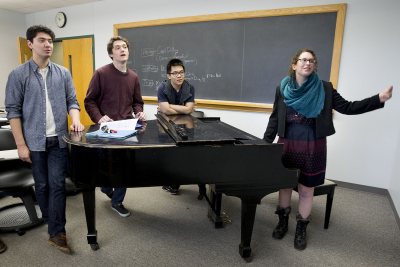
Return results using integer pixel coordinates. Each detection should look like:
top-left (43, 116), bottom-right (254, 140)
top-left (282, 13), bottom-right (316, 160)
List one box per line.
top-left (0, 0), bottom-right (103, 14)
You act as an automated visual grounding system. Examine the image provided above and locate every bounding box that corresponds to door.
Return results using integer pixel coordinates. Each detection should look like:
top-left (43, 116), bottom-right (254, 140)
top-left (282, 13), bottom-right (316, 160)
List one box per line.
top-left (17, 37), bottom-right (32, 64)
top-left (62, 38), bottom-right (94, 126)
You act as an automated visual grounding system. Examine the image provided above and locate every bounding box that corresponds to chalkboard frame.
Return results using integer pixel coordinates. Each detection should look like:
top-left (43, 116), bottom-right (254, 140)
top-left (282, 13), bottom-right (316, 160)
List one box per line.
top-left (114, 4), bottom-right (347, 112)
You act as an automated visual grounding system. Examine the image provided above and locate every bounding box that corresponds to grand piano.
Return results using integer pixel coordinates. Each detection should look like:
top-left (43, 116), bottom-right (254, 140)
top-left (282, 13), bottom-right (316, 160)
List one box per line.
top-left (64, 114), bottom-right (298, 260)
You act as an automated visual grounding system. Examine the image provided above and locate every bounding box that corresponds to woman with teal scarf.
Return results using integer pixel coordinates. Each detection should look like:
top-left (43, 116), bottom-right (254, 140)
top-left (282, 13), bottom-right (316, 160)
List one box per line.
top-left (264, 48), bottom-right (393, 250)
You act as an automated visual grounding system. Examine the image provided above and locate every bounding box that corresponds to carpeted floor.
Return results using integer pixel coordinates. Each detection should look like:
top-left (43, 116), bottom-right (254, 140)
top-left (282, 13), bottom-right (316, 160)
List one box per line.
top-left (1, 185), bottom-right (399, 266)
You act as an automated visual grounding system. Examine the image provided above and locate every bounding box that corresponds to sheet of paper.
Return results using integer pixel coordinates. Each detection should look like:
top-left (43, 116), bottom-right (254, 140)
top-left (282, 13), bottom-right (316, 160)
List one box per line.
top-left (100, 118), bottom-right (138, 131)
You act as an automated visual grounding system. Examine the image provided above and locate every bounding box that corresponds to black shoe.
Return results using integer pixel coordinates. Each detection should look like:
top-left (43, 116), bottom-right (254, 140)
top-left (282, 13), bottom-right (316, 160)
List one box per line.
top-left (272, 207), bottom-right (291, 240)
top-left (294, 215), bottom-right (309, 250)
top-left (162, 186), bottom-right (179, 195)
top-left (48, 233), bottom-right (72, 254)
top-left (111, 203), bottom-right (131, 217)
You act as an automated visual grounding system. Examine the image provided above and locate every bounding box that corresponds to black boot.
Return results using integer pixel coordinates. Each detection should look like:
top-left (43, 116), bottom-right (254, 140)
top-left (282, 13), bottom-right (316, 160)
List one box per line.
top-left (272, 206), bottom-right (291, 239)
top-left (294, 214), bottom-right (310, 250)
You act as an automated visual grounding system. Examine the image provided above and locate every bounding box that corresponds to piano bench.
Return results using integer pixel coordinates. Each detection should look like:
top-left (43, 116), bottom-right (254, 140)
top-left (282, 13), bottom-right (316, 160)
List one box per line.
top-left (294, 179), bottom-right (337, 229)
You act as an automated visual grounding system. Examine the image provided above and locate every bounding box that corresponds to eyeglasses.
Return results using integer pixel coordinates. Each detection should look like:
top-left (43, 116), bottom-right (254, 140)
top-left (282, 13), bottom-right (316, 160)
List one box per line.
top-left (297, 58), bottom-right (317, 65)
top-left (169, 71), bottom-right (185, 77)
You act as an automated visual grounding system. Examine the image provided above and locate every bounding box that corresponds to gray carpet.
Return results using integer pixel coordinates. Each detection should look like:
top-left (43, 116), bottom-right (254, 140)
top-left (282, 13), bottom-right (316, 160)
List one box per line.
top-left (1, 185), bottom-right (399, 266)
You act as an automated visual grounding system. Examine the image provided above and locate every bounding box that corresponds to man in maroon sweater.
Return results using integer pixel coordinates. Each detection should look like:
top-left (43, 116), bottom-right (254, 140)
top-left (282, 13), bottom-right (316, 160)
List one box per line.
top-left (84, 36), bottom-right (146, 217)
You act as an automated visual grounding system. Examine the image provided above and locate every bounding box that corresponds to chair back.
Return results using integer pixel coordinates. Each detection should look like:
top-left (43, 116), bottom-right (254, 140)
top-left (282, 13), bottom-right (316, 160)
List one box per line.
top-left (0, 129), bottom-right (17, 151)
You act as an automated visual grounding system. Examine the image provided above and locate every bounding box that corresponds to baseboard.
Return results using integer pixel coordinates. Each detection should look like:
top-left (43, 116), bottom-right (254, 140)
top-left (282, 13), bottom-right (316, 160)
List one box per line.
top-left (331, 179), bottom-right (400, 230)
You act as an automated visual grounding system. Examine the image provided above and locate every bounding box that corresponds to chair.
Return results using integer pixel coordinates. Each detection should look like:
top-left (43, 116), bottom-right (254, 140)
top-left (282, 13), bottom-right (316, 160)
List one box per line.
top-left (293, 179), bottom-right (337, 229)
top-left (0, 129), bottom-right (44, 235)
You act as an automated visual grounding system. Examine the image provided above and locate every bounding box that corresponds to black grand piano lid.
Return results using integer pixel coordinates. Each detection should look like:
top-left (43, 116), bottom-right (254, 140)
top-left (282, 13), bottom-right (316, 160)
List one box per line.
top-left (156, 113), bottom-right (263, 145)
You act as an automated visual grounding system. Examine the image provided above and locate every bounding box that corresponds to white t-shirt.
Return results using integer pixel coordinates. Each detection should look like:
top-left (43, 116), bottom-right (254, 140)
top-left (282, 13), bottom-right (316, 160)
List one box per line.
top-left (39, 67), bottom-right (57, 137)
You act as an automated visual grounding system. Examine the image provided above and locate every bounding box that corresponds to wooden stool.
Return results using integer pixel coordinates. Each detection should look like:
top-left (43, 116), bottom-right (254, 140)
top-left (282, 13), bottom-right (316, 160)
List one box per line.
top-left (294, 179), bottom-right (337, 229)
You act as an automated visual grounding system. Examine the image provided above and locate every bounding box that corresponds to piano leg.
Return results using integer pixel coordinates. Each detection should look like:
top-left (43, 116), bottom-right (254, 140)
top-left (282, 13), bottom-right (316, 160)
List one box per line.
top-left (239, 197), bottom-right (259, 259)
top-left (82, 188), bottom-right (99, 250)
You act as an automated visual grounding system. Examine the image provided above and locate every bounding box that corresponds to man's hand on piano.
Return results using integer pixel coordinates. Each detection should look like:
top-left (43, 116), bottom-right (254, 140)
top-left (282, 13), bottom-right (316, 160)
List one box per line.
top-left (17, 144), bottom-right (31, 163)
top-left (135, 112), bottom-right (147, 121)
top-left (98, 115), bottom-right (113, 124)
top-left (70, 120), bottom-right (85, 132)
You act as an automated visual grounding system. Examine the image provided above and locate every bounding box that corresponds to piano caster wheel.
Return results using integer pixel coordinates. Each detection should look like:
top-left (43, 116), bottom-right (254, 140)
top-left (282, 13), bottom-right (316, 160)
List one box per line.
top-left (239, 244), bottom-right (252, 260)
top-left (90, 243), bottom-right (100, 251)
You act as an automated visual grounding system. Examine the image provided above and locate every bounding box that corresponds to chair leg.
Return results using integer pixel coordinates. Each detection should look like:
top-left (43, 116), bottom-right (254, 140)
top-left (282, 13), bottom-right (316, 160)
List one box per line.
top-left (324, 186), bottom-right (336, 229)
top-left (19, 187), bottom-right (41, 224)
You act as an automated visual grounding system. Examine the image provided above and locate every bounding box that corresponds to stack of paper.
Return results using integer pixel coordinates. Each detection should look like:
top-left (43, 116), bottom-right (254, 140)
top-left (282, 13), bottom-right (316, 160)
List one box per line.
top-left (86, 119), bottom-right (138, 139)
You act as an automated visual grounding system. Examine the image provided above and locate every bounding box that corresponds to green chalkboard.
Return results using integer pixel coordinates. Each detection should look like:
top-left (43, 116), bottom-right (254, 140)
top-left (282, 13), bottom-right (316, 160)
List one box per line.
top-left (116, 4), bottom-right (346, 112)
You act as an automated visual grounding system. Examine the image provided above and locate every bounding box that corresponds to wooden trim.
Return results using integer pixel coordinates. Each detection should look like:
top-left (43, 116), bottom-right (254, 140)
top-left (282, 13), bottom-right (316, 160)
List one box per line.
top-left (329, 4), bottom-right (347, 89)
top-left (143, 96), bottom-right (273, 112)
top-left (116, 4), bottom-right (347, 112)
top-left (115, 4), bottom-right (347, 30)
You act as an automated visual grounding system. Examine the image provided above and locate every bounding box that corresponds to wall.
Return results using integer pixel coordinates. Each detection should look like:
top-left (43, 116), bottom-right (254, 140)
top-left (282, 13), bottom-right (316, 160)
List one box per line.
top-left (0, 9), bottom-right (26, 108)
top-left (5, 0), bottom-right (400, 214)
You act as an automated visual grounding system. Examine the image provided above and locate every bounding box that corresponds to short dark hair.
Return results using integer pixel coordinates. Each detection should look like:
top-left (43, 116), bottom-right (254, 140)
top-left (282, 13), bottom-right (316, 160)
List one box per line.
top-left (288, 48), bottom-right (318, 76)
top-left (26, 25), bottom-right (55, 42)
top-left (107, 36), bottom-right (130, 58)
top-left (167, 58), bottom-right (185, 74)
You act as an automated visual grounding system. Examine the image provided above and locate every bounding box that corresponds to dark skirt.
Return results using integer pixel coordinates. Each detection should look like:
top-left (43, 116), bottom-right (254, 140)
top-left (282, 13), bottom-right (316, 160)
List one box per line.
top-left (278, 108), bottom-right (327, 187)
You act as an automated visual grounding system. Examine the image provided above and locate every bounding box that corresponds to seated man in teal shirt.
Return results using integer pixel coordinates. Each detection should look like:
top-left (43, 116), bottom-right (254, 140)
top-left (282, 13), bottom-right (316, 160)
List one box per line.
top-left (157, 58), bottom-right (195, 194)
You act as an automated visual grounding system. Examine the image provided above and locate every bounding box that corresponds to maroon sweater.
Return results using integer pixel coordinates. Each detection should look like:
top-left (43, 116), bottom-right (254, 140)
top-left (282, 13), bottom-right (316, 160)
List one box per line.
top-left (84, 63), bottom-right (144, 123)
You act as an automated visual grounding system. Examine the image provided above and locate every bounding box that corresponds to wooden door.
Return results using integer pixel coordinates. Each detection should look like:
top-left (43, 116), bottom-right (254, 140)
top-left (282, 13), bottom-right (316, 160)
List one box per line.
top-left (62, 38), bottom-right (94, 126)
top-left (18, 36), bottom-right (94, 126)
top-left (17, 37), bottom-right (32, 63)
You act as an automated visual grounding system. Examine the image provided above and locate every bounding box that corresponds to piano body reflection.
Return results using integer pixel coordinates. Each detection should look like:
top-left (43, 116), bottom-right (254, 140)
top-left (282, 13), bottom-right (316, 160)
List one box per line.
top-left (64, 114), bottom-right (298, 260)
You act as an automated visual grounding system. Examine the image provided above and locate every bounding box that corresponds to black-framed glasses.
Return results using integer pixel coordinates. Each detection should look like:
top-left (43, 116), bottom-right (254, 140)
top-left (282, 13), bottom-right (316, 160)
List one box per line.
top-left (297, 58), bottom-right (317, 65)
top-left (169, 70), bottom-right (185, 77)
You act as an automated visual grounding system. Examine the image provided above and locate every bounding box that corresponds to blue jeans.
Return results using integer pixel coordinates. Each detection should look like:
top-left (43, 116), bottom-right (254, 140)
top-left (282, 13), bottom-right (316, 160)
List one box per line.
top-left (31, 137), bottom-right (67, 237)
top-left (101, 187), bottom-right (126, 206)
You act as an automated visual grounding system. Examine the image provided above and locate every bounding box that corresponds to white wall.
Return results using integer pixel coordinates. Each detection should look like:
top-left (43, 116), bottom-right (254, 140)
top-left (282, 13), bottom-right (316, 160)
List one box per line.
top-left (0, 9), bottom-right (26, 108)
top-left (6, 0), bottom-right (400, 214)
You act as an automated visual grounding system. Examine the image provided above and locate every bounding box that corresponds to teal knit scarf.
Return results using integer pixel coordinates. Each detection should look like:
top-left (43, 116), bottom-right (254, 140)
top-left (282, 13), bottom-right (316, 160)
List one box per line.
top-left (280, 73), bottom-right (325, 118)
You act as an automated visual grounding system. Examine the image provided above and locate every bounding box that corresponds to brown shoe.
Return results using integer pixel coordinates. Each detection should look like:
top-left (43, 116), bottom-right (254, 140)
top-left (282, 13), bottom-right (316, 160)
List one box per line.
top-left (48, 233), bottom-right (72, 254)
top-left (0, 238), bottom-right (7, 253)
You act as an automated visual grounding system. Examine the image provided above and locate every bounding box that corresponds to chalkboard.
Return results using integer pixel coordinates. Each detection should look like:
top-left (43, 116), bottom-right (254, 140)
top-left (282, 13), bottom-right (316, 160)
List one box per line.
top-left (115, 4), bottom-right (346, 112)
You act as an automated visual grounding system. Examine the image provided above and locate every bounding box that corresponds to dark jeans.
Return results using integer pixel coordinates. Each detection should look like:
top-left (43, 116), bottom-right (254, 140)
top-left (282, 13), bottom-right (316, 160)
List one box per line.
top-left (101, 187), bottom-right (126, 206)
top-left (31, 137), bottom-right (67, 237)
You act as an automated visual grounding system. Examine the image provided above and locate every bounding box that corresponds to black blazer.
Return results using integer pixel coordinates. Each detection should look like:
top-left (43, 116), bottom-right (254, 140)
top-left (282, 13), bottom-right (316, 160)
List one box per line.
top-left (263, 81), bottom-right (384, 143)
